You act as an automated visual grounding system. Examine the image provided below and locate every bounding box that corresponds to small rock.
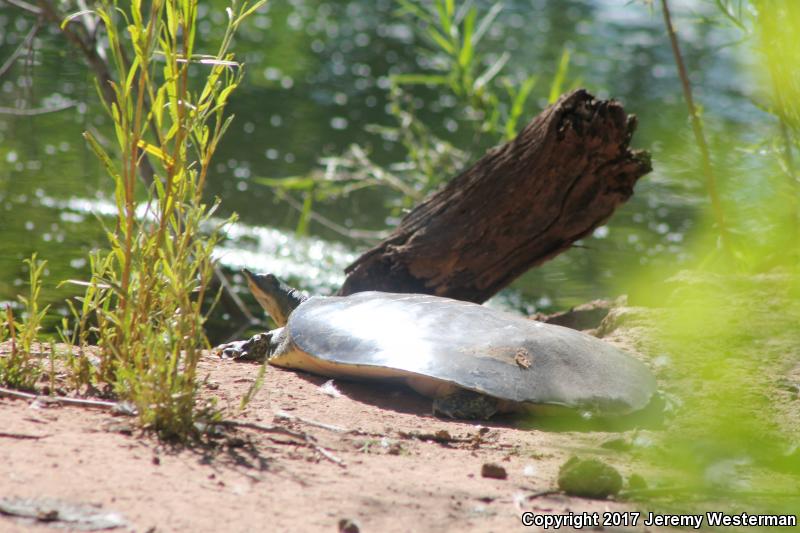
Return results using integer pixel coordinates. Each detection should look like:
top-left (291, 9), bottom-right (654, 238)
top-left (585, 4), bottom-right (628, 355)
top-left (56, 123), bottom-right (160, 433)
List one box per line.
top-left (557, 456), bottom-right (622, 499)
top-left (481, 463), bottom-right (508, 480)
top-left (338, 518), bottom-right (360, 533)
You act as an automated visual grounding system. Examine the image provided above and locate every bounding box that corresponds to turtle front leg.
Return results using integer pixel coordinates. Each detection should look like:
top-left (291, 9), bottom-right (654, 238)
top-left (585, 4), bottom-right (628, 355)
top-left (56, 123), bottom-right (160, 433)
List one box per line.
top-left (215, 329), bottom-right (280, 361)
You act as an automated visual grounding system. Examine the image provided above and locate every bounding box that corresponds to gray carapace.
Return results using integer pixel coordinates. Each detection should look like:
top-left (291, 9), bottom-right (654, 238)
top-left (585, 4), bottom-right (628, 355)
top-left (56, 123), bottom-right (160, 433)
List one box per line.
top-left (219, 270), bottom-right (657, 420)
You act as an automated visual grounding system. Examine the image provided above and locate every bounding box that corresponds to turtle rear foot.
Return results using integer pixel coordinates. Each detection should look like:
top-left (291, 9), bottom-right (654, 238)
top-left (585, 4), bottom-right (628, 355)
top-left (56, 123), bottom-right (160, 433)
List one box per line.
top-left (432, 389), bottom-right (499, 420)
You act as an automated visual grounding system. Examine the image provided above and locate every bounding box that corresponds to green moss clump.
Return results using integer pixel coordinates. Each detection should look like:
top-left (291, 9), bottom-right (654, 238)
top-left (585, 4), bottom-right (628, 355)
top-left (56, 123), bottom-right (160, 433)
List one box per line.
top-left (557, 456), bottom-right (623, 499)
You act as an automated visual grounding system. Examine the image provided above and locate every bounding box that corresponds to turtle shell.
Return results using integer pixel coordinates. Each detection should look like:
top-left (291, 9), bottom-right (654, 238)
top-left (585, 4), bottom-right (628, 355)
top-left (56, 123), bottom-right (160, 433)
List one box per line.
top-left (280, 292), bottom-right (656, 415)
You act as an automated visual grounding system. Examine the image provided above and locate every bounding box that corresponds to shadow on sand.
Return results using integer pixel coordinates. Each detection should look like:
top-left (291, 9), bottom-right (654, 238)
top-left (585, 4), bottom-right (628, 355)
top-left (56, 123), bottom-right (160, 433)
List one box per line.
top-left (289, 369), bottom-right (665, 433)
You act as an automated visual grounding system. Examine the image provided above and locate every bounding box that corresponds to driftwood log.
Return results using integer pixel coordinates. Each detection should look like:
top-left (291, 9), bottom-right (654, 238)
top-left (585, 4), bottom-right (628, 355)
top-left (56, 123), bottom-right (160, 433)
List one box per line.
top-left (340, 89), bottom-right (651, 302)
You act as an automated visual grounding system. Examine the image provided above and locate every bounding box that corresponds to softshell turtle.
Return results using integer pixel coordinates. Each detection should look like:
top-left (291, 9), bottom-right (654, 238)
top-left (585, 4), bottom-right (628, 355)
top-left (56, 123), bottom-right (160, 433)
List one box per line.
top-left (220, 270), bottom-right (656, 419)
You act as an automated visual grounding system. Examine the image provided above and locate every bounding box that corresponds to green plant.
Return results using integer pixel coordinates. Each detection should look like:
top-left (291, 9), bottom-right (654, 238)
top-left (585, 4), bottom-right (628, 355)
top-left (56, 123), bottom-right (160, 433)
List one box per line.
top-left (0, 312), bottom-right (6, 346)
top-left (662, 0), bottom-right (800, 268)
top-left (254, 0), bottom-right (570, 236)
top-left (59, 251), bottom-right (106, 389)
top-left (661, 0), bottom-right (730, 254)
top-left (0, 254), bottom-right (49, 390)
top-left (61, 0), bottom-right (264, 440)
top-left (259, 0), bottom-right (573, 235)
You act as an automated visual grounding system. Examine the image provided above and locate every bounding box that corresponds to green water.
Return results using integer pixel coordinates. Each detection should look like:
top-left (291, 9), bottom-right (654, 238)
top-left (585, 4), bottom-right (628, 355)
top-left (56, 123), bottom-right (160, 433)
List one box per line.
top-left (0, 0), bottom-right (773, 341)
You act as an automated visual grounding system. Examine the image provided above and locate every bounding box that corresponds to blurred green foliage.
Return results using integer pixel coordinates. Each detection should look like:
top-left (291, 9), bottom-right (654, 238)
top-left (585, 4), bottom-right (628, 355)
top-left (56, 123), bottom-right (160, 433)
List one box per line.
top-left (616, 0), bottom-right (800, 517)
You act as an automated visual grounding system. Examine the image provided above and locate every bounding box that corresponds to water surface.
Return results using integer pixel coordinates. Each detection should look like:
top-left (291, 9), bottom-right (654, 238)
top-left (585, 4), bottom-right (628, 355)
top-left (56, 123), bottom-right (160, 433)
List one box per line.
top-left (0, 0), bottom-right (772, 340)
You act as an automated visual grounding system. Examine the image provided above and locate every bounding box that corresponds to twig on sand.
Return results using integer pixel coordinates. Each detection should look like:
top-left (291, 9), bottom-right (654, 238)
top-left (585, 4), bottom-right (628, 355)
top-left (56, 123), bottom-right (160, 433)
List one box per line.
top-left (216, 419), bottom-right (308, 440)
top-left (275, 411), bottom-right (390, 439)
top-left (0, 387), bottom-right (118, 410)
top-left (218, 419), bottom-right (347, 467)
top-left (313, 445), bottom-right (347, 467)
top-left (1, 386), bottom-right (347, 465)
top-left (274, 411), bottom-right (350, 434)
top-left (0, 388), bottom-right (37, 401)
top-left (0, 431), bottom-right (49, 440)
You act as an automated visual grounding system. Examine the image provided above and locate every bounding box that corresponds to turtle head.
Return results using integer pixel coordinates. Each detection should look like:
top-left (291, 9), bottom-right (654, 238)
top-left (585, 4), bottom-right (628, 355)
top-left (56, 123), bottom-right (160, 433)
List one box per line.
top-left (243, 269), bottom-right (307, 327)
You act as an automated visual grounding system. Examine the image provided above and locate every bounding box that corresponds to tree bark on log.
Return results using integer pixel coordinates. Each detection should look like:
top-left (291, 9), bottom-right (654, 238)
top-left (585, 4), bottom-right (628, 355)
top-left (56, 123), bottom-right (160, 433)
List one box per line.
top-left (339, 89), bottom-right (651, 302)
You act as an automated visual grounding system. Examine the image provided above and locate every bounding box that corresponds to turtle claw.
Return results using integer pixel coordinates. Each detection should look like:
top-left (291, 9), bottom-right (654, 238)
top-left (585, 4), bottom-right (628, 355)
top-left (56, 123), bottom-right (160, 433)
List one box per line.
top-left (216, 333), bottom-right (272, 361)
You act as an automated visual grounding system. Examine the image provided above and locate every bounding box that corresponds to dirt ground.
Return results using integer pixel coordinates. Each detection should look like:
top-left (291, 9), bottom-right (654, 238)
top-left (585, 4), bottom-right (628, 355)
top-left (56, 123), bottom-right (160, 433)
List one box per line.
top-left (1, 345), bottom-right (666, 533)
